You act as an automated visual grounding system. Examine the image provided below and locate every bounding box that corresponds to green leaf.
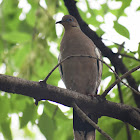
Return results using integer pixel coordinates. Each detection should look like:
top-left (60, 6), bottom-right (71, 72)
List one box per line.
top-left (132, 130), bottom-right (140, 140)
top-left (136, 7), bottom-right (140, 11)
top-left (20, 103), bottom-right (38, 128)
top-left (2, 0), bottom-right (19, 15)
top-left (10, 94), bottom-right (30, 113)
top-left (2, 31), bottom-right (31, 43)
top-left (1, 119), bottom-right (12, 140)
top-left (114, 21), bottom-right (130, 39)
top-left (116, 0), bottom-right (131, 16)
top-left (114, 124), bottom-right (128, 140)
top-left (0, 96), bottom-right (10, 124)
top-left (43, 101), bottom-right (68, 120)
top-left (10, 44), bottom-right (31, 69)
top-left (38, 111), bottom-right (56, 140)
top-left (26, 8), bottom-right (36, 27)
top-left (102, 64), bottom-right (112, 80)
top-left (138, 43), bottom-right (140, 59)
top-left (96, 28), bottom-right (105, 37)
top-left (43, 101), bottom-right (73, 140)
top-left (54, 118), bottom-right (73, 140)
top-left (18, 21), bottom-right (33, 34)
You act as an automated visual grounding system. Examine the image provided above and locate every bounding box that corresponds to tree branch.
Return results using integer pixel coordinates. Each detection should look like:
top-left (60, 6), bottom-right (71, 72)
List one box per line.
top-left (0, 74), bottom-right (140, 130)
top-left (101, 65), bottom-right (140, 97)
top-left (117, 53), bottom-right (140, 62)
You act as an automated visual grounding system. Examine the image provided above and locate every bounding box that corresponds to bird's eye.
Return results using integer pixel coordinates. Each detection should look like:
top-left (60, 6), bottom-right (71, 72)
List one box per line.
top-left (66, 18), bottom-right (73, 22)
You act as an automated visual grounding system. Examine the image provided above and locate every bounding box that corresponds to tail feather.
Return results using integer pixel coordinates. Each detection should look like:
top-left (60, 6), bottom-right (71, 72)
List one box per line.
top-left (73, 109), bottom-right (98, 140)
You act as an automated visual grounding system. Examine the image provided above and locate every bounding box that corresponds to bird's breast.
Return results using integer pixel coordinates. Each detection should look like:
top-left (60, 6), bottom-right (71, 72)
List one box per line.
top-left (60, 33), bottom-right (98, 95)
top-left (60, 33), bottom-right (96, 58)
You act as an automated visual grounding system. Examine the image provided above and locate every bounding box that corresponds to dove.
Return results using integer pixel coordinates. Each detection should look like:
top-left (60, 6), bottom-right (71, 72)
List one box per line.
top-left (56, 15), bottom-right (102, 140)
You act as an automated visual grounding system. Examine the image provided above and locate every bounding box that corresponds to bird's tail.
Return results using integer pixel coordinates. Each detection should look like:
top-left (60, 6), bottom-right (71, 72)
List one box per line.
top-left (73, 109), bottom-right (98, 140)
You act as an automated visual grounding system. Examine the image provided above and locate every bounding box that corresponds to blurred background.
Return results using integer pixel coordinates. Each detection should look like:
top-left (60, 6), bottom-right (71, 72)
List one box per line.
top-left (0, 0), bottom-right (140, 139)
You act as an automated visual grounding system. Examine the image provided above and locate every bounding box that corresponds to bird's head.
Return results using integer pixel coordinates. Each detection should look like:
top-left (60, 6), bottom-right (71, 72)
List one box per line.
top-left (56, 15), bottom-right (80, 29)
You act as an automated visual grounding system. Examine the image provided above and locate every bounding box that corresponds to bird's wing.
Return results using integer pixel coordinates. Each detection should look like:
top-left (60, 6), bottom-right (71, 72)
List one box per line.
top-left (95, 47), bottom-right (103, 92)
top-left (58, 53), bottom-right (64, 81)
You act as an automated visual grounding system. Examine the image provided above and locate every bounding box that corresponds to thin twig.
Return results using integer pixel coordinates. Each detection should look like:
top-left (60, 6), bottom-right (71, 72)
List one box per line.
top-left (102, 65), bottom-right (140, 97)
top-left (104, 40), bottom-right (139, 61)
top-left (72, 102), bottom-right (113, 140)
top-left (115, 68), bottom-right (132, 140)
top-left (42, 55), bottom-right (139, 96)
top-left (114, 41), bottom-right (137, 54)
top-left (115, 67), bottom-right (124, 103)
top-left (117, 53), bottom-right (140, 62)
top-left (42, 55), bottom-right (118, 82)
top-left (125, 123), bottom-right (132, 140)
top-left (117, 80), bottom-right (124, 103)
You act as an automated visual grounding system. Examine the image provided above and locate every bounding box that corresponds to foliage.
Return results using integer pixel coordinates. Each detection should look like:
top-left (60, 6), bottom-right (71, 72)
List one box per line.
top-left (0, 0), bottom-right (140, 139)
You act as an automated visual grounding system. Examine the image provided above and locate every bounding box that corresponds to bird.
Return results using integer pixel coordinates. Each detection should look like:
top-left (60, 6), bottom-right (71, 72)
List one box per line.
top-left (56, 15), bottom-right (102, 140)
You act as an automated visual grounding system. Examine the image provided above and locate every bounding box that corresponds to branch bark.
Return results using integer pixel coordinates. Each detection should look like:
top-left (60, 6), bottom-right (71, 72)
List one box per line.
top-left (63, 0), bottom-right (140, 107)
top-left (0, 74), bottom-right (140, 130)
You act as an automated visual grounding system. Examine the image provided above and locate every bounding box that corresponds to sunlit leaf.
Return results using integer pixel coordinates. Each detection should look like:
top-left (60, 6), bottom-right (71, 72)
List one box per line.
top-left (43, 101), bottom-right (67, 120)
top-left (2, 32), bottom-right (31, 43)
top-left (20, 103), bottom-right (38, 128)
top-left (136, 7), bottom-right (140, 11)
top-left (1, 119), bottom-right (12, 140)
top-left (138, 43), bottom-right (140, 59)
top-left (38, 111), bottom-right (56, 140)
top-left (26, 8), bottom-right (36, 27)
top-left (116, 0), bottom-right (131, 16)
top-left (43, 101), bottom-right (73, 140)
top-left (0, 96), bottom-right (10, 124)
top-left (114, 21), bottom-right (130, 39)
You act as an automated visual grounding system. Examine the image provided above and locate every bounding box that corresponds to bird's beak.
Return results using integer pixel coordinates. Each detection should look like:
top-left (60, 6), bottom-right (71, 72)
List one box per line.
top-left (55, 20), bottom-right (62, 24)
